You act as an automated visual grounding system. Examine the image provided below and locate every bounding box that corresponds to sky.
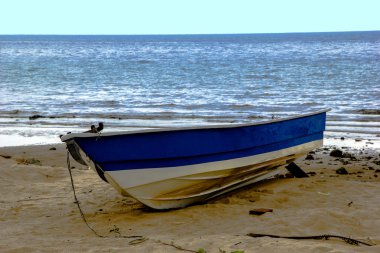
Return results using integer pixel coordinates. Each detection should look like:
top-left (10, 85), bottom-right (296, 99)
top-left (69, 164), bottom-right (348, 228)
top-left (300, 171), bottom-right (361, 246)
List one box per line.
top-left (0, 0), bottom-right (379, 35)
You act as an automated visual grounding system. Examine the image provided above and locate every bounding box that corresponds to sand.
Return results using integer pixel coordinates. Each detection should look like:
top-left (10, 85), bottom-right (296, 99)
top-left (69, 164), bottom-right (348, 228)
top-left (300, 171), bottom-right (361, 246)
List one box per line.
top-left (1, 142), bottom-right (380, 252)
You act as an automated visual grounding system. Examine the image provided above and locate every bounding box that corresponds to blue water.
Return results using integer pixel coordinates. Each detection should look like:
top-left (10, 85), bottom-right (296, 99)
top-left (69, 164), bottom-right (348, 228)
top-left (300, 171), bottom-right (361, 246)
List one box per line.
top-left (0, 32), bottom-right (380, 146)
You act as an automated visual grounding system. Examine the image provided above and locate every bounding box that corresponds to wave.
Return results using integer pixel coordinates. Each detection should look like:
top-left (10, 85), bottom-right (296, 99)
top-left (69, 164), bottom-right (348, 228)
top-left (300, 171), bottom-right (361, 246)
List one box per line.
top-left (230, 104), bottom-right (253, 109)
top-left (355, 109), bottom-right (380, 115)
top-left (302, 102), bottom-right (321, 106)
top-left (326, 127), bottom-right (380, 135)
top-left (146, 103), bottom-right (177, 108)
top-left (244, 74), bottom-right (282, 81)
top-left (327, 122), bottom-right (380, 128)
top-left (136, 59), bottom-right (155, 64)
top-left (327, 114), bottom-right (380, 122)
top-left (0, 109), bottom-right (22, 115)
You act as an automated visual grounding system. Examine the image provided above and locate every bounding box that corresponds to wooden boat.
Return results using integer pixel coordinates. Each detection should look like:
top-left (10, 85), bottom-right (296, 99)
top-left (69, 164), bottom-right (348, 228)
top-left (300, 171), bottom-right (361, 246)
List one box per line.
top-left (61, 109), bottom-right (329, 209)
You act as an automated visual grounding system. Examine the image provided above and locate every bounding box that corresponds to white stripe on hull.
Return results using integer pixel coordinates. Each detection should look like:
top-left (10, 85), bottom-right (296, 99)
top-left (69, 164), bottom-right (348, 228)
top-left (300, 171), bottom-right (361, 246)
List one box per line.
top-left (102, 139), bottom-right (322, 209)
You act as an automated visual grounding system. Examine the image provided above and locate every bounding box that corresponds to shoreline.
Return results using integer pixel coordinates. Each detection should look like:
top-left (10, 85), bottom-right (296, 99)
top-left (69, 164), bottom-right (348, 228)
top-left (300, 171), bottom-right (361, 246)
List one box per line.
top-left (1, 142), bottom-right (380, 252)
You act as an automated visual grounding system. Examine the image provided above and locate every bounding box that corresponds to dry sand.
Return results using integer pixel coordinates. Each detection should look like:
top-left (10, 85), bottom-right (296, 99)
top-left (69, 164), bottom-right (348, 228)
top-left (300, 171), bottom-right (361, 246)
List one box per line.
top-left (1, 142), bottom-right (380, 252)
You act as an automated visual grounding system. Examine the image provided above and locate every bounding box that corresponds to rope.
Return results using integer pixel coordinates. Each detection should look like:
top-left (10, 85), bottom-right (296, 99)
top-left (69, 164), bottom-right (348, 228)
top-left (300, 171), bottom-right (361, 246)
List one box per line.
top-left (66, 150), bottom-right (105, 238)
top-left (247, 233), bottom-right (374, 246)
top-left (66, 149), bottom-right (142, 240)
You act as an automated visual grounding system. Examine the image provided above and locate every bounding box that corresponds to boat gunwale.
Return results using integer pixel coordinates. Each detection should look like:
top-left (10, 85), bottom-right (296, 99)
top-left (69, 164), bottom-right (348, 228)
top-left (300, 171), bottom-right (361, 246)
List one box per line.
top-left (61, 108), bottom-right (330, 142)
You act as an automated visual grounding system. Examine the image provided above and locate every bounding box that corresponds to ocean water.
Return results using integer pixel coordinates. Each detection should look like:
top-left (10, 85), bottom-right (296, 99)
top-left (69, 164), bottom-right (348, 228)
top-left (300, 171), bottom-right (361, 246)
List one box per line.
top-left (0, 32), bottom-right (379, 147)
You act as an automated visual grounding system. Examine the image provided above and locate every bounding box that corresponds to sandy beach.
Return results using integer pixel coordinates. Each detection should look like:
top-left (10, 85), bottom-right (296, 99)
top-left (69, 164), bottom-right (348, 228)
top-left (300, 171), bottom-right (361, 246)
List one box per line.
top-left (1, 140), bottom-right (380, 253)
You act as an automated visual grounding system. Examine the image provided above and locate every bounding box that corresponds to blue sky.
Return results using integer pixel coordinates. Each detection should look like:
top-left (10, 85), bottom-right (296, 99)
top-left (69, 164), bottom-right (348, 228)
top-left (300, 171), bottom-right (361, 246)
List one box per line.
top-left (0, 0), bottom-right (379, 34)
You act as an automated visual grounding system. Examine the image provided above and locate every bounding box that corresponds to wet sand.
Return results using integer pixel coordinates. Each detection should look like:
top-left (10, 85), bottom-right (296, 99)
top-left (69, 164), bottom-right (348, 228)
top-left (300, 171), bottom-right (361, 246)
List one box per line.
top-left (1, 142), bottom-right (380, 252)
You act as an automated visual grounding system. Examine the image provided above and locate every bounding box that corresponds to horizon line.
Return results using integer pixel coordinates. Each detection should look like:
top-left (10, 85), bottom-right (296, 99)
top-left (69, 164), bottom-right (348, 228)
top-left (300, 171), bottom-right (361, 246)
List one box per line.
top-left (1, 30), bottom-right (379, 36)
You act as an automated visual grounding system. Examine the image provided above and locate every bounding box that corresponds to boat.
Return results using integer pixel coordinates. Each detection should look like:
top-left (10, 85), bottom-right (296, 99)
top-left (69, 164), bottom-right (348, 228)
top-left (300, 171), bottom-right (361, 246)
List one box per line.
top-left (61, 109), bottom-right (329, 209)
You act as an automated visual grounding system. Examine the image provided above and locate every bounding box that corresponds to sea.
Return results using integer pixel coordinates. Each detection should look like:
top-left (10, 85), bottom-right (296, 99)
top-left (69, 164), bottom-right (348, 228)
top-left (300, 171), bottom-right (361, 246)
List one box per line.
top-left (0, 32), bottom-right (379, 148)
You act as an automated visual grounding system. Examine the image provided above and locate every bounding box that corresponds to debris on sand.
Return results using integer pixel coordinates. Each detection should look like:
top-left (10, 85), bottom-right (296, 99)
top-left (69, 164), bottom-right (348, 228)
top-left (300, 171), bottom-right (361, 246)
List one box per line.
top-left (330, 149), bottom-right (343, 158)
top-left (336, 167), bottom-right (348, 175)
top-left (16, 158), bottom-right (42, 165)
top-left (249, 208), bottom-right (273, 215)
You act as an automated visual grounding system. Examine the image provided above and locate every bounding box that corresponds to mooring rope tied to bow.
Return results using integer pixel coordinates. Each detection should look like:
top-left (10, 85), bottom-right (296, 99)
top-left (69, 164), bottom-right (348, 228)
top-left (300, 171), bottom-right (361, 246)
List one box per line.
top-left (66, 150), bottom-right (143, 240)
top-left (66, 150), bottom-right (105, 238)
top-left (247, 233), bottom-right (374, 246)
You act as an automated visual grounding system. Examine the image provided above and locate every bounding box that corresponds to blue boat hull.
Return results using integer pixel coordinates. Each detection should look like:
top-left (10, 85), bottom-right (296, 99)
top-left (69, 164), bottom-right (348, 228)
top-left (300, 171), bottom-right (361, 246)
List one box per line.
top-left (62, 110), bottom-right (328, 209)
